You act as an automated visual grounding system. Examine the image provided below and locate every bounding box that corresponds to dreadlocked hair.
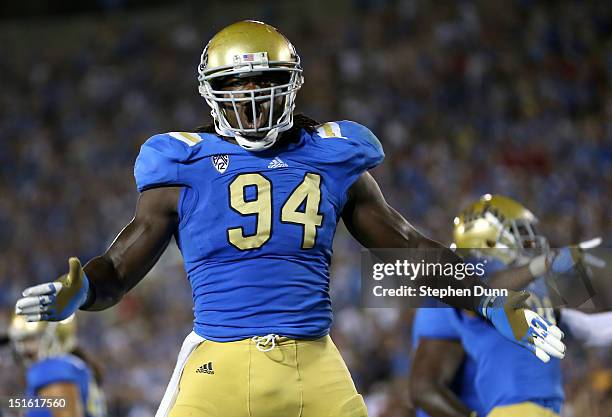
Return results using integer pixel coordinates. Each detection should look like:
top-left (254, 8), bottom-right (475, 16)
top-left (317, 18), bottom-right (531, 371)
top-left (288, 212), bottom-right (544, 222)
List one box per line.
top-left (290, 113), bottom-right (320, 133)
top-left (195, 113), bottom-right (320, 138)
top-left (194, 121), bottom-right (215, 134)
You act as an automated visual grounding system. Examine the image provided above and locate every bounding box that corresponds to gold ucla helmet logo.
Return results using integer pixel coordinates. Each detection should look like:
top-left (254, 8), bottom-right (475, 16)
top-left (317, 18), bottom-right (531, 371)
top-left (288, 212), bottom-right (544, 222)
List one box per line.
top-left (211, 154), bottom-right (229, 173)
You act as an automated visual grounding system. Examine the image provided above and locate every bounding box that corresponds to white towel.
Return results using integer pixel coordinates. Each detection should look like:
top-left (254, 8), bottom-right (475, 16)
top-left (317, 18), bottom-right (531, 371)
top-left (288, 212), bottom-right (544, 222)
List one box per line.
top-left (155, 331), bottom-right (206, 417)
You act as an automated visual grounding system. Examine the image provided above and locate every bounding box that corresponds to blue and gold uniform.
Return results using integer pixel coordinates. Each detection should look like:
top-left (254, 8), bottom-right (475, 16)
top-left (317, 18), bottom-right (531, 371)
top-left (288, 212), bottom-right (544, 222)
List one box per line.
top-left (136, 121), bottom-right (384, 417)
top-left (26, 354), bottom-right (106, 417)
top-left (135, 120), bottom-right (383, 341)
top-left (455, 258), bottom-right (563, 417)
top-left (412, 307), bottom-right (485, 417)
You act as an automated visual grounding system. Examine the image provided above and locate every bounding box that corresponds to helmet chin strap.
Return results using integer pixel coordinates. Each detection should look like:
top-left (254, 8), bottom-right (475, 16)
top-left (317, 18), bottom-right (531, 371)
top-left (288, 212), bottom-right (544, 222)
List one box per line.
top-left (214, 119), bottom-right (285, 152)
top-left (234, 128), bottom-right (279, 152)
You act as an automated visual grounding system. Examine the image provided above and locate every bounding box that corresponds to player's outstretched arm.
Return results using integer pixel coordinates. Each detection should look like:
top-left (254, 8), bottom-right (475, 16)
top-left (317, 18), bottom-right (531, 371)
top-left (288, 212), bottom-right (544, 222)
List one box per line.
top-left (342, 172), bottom-right (485, 311)
top-left (342, 172), bottom-right (565, 362)
top-left (410, 339), bottom-right (475, 417)
top-left (486, 238), bottom-right (603, 291)
top-left (81, 187), bottom-right (180, 311)
top-left (560, 308), bottom-right (612, 347)
top-left (16, 187), bottom-right (180, 319)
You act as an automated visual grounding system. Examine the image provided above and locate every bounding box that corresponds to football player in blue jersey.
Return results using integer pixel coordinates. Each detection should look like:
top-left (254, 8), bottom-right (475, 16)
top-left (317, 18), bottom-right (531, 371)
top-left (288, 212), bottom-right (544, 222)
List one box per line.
top-left (410, 195), bottom-right (610, 417)
top-left (8, 314), bottom-right (106, 417)
top-left (14, 21), bottom-right (564, 417)
top-left (410, 306), bottom-right (485, 417)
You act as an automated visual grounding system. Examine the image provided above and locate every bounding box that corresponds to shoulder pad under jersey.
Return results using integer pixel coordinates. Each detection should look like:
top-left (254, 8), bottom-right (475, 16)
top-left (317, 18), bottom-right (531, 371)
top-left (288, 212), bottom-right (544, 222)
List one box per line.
top-left (27, 356), bottom-right (83, 392)
top-left (134, 132), bottom-right (204, 192)
top-left (413, 308), bottom-right (461, 342)
top-left (314, 120), bottom-right (384, 168)
top-left (312, 120), bottom-right (384, 202)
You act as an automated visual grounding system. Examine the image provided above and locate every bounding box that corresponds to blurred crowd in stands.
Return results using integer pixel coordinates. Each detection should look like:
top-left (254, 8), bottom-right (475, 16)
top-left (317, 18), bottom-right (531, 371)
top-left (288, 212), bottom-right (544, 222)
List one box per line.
top-left (1, 0), bottom-right (611, 416)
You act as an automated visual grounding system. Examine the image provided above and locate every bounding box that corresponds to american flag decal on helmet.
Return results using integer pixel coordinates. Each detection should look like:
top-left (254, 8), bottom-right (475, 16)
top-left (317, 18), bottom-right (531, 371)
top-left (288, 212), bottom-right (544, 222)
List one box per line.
top-left (233, 52), bottom-right (268, 66)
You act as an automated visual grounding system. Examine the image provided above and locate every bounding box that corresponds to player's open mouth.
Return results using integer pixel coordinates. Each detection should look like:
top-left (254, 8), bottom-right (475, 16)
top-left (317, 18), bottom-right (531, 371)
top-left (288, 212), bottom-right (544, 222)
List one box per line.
top-left (241, 103), bottom-right (270, 131)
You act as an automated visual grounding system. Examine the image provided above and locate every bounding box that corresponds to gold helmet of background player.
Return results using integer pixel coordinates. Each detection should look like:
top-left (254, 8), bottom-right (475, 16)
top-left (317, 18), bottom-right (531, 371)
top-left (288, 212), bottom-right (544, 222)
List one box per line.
top-left (8, 314), bottom-right (76, 362)
top-left (197, 20), bottom-right (303, 152)
top-left (453, 194), bottom-right (548, 264)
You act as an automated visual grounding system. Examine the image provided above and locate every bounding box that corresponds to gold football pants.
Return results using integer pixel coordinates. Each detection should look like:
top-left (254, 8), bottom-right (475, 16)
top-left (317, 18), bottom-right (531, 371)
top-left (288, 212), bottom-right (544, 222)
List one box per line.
top-left (167, 335), bottom-right (367, 417)
top-left (487, 402), bottom-right (560, 417)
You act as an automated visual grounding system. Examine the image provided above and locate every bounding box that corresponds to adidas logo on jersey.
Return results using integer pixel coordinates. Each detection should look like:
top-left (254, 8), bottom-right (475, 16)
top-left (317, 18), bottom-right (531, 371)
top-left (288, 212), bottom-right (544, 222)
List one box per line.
top-left (196, 361), bottom-right (215, 374)
top-left (268, 157), bottom-right (288, 168)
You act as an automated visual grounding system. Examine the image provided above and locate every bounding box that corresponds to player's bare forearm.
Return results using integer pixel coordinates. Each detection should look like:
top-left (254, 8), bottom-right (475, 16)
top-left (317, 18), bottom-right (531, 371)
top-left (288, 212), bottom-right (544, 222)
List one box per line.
top-left (342, 172), bottom-right (484, 312)
top-left (342, 173), bottom-right (446, 250)
top-left (81, 187), bottom-right (180, 311)
top-left (410, 340), bottom-right (473, 417)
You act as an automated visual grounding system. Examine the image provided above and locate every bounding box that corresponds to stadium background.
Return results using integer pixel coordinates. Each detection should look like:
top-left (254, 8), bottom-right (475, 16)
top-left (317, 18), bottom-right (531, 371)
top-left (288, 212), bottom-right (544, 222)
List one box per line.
top-left (0, 0), bottom-right (611, 416)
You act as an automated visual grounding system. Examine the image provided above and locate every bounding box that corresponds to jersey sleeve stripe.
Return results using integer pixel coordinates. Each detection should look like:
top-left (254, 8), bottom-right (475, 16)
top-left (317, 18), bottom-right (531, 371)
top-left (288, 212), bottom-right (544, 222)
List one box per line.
top-left (169, 132), bottom-right (203, 146)
top-left (322, 123), bottom-right (335, 137)
top-left (316, 122), bottom-right (346, 139)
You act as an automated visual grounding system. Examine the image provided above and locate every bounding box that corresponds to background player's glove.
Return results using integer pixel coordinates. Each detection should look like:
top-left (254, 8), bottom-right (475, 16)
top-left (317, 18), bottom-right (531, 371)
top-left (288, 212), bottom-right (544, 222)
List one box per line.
top-left (549, 237), bottom-right (604, 273)
top-left (15, 257), bottom-right (90, 322)
top-left (529, 238), bottom-right (603, 277)
top-left (550, 247), bottom-right (583, 274)
top-left (546, 238), bottom-right (605, 307)
top-left (481, 291), bottom-right (565, 363)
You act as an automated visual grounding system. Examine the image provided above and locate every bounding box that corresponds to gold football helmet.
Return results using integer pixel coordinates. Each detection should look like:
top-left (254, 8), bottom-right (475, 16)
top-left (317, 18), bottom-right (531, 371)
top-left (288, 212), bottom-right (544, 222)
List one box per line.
top-left (453, 194), bottom-right (548, 263)
top-left (8, 314), bottom-right (76, 361)
top-left (198, 20), bottom-right (303, 151)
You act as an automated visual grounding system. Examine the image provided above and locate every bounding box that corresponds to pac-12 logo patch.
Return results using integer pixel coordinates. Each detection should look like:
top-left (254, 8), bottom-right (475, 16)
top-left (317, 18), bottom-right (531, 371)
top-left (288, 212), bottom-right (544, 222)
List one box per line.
top-left (211, 155), bottom-right (229, 173)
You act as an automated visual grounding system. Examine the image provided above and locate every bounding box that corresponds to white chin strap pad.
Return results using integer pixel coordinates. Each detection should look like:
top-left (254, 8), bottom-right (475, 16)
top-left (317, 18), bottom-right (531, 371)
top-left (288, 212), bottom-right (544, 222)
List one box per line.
top-left (234, 128), bottom-right (279, 152)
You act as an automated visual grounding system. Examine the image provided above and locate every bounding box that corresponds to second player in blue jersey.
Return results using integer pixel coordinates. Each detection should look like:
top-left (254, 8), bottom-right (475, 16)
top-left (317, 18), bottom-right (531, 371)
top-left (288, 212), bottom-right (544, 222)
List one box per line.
top-left (412, 306), bottom-right (486, 417)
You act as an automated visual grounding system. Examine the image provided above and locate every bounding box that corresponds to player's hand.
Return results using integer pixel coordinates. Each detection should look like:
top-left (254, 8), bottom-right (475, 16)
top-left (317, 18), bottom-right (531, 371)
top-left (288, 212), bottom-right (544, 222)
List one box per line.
top-left (15, 257), bottom-right (90, 322)
top-left (483, 292), bottom-right (565, 363)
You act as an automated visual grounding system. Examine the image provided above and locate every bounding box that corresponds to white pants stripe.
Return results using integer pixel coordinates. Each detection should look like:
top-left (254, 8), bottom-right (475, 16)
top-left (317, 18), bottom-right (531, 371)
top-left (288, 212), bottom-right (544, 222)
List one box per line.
top-left (155, 331), bottom-right (205, 417)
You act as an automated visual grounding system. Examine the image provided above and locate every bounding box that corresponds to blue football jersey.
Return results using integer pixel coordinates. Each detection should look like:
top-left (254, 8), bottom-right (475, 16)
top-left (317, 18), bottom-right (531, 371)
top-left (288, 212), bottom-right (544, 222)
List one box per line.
top-left (134, 121), bottom-right (384, 341)
top-left (26, 354), bottom-right (106, 417)
top-left (455, 257), bottom-right (564, 415)
top-left (412, 308), bottom-right (485, 417)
